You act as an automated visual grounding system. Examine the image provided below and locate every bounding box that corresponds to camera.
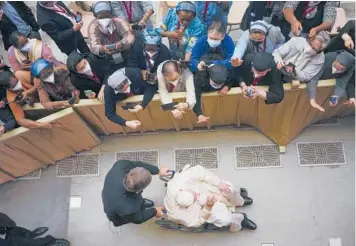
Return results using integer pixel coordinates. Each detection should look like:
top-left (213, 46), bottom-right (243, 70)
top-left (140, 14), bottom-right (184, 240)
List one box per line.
top-left (146, 73), bottom-right (157, 85)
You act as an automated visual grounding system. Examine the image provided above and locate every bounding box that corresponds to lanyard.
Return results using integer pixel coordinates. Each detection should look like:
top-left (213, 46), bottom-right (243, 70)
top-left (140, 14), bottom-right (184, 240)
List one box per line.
top-left (257, 39), bottom-right (267, 52)
top-left (203, 2), bottom-right (210, 21)
top-left (169, 83), bottom-right (175, 92)
top-left (123, 2), bottom-right (133, 23)
top-left (252, 76), bottom-right (264, 86)
top-left (302, 1), bottom-right (316, 19)
top-left (145, 53), bottom-right (153, 70)
top-left (52, 4), bottom-right (68, 15)
top-left (105, 31), bottom-right (116, 43)
top-left (266, 1), bottom-right (273, 8)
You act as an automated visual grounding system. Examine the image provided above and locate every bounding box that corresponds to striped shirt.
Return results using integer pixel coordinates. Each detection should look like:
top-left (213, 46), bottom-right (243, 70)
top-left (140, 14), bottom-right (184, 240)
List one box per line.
top-left (111, 1), bottom-right (154, 27)
top-left (284, 1), bottom-right (338, 25)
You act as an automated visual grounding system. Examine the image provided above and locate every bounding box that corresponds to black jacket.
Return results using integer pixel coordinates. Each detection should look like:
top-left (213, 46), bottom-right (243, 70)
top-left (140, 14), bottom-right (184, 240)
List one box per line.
top-left (325, 20), bottom-right (355, 56)
top-left (127, 41), bottom-right (171, 74)
top-left (102, 160), bottom-right (159, 227)
top-left (36, 1), bottom-right (90, 55)
top-left (67, 52), bottom-right (114, 99)
top-left (104, 67), bottom-right (157, 126)
top-left (346, 73), bottom-right (355, 100)
top-left (0, 2), bottom-right (39, 50)
top-left (0, 88), bottom-right (16, 132)
top-left (238, 61), bottom-right (284, 104)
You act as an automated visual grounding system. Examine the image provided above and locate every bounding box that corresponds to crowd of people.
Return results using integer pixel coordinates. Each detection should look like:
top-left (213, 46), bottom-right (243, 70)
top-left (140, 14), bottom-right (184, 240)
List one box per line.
top-left (0, 1), bottom-right (355, 243)
top-left (0, 1), bottom-right (355, 137)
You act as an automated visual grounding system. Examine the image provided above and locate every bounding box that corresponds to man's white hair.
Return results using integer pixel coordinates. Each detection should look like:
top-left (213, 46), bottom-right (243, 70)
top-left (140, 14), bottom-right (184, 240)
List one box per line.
top-left (315, 30), bottom-right (331, 50)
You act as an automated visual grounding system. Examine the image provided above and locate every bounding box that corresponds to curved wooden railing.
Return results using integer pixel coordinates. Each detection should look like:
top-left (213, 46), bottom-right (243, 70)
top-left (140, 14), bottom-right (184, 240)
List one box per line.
top-left (0, 79), bottom-right (354, 184)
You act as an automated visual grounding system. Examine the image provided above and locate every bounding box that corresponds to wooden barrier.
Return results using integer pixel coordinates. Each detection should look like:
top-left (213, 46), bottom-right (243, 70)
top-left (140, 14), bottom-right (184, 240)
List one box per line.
top-left (0, 108), bottom-right (101, 182)
top-left (0, 79), bottom-right (352, 184)
top-left (22, 79), bottom-right (354, 149)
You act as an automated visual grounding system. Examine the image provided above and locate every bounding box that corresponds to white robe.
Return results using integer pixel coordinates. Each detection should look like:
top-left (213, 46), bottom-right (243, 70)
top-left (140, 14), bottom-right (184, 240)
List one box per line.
top-left (164, 165), bottom-right (242, 228)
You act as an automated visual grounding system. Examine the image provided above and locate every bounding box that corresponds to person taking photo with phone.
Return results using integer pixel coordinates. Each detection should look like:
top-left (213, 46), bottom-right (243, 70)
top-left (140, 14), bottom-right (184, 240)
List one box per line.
top-left (88, 1), bottom-right (136, 71)
top-left (31, 59), bottom-right (80, 109)
top-left (36, 1), bottom-right (90, 55)
top-left (67, 51), bottom-right (113, 101)
top-left (0, 69), bottom-right (52, 129)
top-left (157, 60), bottom-right (196, 120)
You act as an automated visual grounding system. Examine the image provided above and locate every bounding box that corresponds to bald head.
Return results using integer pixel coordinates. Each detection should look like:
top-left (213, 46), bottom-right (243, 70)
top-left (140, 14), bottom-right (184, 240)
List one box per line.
top-left (162, 61), bottom-right (181, 82)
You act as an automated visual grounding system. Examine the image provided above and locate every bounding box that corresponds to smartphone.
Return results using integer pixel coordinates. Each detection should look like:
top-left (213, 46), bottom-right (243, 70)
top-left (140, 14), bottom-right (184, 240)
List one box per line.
top-left (68, 95), bottom-right (76, 105)
top-left (161, 102), bottom-right (178, 111)
top-left (330, 96), bottom-right (338, 105)
top-left (75, 12), bottom-right (82, 23)
top-left (246, 87), bottom-right (253, 97)
top-left (121, 102), bottom-right (137, 110)
top-left (84, 90), bottom-right (94, 97)
top-left (131, 24), bottom-right (143, 31)
top-left (107, 43), bottom-right (116, 50)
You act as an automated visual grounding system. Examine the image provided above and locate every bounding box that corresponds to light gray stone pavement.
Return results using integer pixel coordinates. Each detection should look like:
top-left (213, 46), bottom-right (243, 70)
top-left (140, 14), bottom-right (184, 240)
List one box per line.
top-left (0, 116), bottom-right (354, 246)
top-left (64, 116), bottom-right (355, 246)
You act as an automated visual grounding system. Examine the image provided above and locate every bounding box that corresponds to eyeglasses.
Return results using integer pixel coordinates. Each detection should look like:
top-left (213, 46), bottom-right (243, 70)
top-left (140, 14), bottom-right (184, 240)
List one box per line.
top-left (114, 79), bottom-right (129, 92)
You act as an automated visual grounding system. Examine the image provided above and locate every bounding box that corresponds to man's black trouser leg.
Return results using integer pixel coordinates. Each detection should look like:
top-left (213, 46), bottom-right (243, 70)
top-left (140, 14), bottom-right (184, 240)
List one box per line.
top-left (6, 226), bottom-right (56, 246)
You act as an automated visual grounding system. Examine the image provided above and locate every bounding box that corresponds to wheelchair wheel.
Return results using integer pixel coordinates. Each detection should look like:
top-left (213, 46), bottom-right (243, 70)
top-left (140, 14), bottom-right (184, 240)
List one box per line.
top-left (155, 219), bottom-right (183, 231)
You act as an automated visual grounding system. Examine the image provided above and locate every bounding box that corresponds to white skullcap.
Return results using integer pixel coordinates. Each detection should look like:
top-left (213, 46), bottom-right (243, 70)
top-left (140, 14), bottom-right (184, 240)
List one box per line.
top-left (175, 190), bottom-right (195, 207)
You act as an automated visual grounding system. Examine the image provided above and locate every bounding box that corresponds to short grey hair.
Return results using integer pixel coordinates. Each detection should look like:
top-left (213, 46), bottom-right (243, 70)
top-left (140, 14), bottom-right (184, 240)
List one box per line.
top-left (123, 167), bottom-right (152, 192)
top-left (315, 30), bottom-right (331, 50)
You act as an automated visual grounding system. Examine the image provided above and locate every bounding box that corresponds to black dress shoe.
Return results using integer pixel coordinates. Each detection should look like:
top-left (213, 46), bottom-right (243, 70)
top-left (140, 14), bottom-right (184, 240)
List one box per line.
top-left (242, 196), bottom-right (253, 206)
top-left (32, 227), bottom-right (48, 238)
top-left (241, 213), bottom-right (257, 230)
top-left (51, 238), bottom-right (70, 246)
top-left (143, 198), bottom-right (155, 208)
top-left (240, 188), bottom-right (248, 197)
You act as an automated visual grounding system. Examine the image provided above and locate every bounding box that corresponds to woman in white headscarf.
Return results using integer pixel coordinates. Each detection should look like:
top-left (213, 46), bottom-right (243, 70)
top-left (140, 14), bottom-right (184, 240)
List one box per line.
top-left (88, 1), bottom-right (135, 70)
top-left (231, 20), bottom-right (285, 67)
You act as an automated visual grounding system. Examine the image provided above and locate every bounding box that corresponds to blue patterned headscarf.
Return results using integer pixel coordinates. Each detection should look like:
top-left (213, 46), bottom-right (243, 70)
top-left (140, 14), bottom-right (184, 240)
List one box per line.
top-left (31, 59), bottom-right (51, 77)
top-left (176, 1), bottom-right (196, 14)
top-left (143, 28), bottom-right (162, 46)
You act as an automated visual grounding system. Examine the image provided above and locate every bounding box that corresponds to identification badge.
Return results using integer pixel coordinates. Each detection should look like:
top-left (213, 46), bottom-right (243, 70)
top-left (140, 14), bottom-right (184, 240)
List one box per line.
top-left (263, 16), bottom-right (272, 23)
top-left (112, 52), bottom-right (124, 64)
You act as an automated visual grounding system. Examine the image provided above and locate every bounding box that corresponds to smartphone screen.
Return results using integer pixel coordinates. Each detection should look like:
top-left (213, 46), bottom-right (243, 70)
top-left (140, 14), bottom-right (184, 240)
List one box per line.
top-left (121, 103), bottom-right (137, 110)
top-left (76, 12), bottom-right (82, 23)
top-left (84, 90), bottom-right (94, 96)
top-left (161, 102), bottom-right (178, 111)
top-left (107, 43), bottom-right (116, 50)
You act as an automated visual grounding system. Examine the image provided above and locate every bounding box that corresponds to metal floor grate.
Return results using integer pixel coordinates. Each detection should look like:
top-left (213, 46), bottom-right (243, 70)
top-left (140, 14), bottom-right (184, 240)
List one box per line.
top-left (116, 150), bottom-right (159, 166)
top-left (312, 116), bottom-right (340, 126)
top-left (235, 145), bottom-right (282, 169)
top-left (56, 154), bottom-right (100, 178)
top-left (18, 169), bottom-right (42, 180)
top-left (297, 141), bottom-right (346, 166)
top-left (175, 147), bottom-right (219, 172)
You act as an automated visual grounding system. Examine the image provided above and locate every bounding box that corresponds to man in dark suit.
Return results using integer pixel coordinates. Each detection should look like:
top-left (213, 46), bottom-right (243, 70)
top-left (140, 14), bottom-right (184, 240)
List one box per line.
top-left (102, 160), bottom-right (168, 227)
top-left (0, 1), bottom-right (40, 50)
top-left (36, 1), bottom-right (90, 55)
top-left (0, 212), bottom-right (70, 245)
